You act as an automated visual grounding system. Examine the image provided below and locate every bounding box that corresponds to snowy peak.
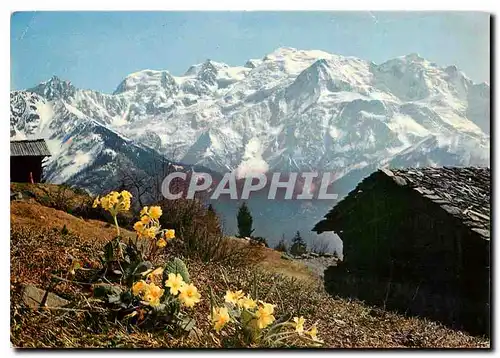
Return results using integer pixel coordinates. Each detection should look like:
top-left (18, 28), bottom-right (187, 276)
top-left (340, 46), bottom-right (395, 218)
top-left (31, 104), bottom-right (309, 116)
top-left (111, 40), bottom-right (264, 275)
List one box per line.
top-left (263, 47), bottom-right (333, 63)
top-left (197, 60), bottom-right (220, 87)
top-left (244, 59), bottom-right (262, 69)
top-left (184, 59), bottom-right (229, 76)
top-left (28, 75), bottom-right (76, 101)
top-left (113, 70), bottom-right (178, 95)
top-left (285, 59), bottom-right (334, 104)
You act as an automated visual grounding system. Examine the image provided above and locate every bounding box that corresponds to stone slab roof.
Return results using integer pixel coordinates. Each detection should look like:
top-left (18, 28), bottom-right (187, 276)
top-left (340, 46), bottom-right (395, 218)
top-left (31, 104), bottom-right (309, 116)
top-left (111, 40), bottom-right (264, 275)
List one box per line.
top-left (382, 166), bottom-right (490, 239)
top-left (313, 166), bottom-right (491, 240)
top-left (11, 139), bottom-right (51, 157)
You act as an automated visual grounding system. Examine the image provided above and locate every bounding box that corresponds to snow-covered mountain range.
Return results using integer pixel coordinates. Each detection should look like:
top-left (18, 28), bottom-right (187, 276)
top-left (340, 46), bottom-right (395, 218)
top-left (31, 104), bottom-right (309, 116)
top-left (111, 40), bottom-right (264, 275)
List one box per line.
top-left (10, 47), bottom-right (490, 248)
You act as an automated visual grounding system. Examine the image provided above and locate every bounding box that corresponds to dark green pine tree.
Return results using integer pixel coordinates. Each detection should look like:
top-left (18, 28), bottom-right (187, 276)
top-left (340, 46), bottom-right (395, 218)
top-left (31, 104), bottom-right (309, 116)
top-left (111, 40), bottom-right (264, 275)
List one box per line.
top-left (290, 231), bottom-right (307, 256)
top-left (237, 202), bottom-right (254, 238)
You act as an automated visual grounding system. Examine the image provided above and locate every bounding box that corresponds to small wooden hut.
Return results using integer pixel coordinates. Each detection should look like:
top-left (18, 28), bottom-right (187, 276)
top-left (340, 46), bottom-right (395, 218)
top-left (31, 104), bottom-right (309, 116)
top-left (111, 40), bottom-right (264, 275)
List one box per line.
top-left (10, 139), bottom-right (51, 183)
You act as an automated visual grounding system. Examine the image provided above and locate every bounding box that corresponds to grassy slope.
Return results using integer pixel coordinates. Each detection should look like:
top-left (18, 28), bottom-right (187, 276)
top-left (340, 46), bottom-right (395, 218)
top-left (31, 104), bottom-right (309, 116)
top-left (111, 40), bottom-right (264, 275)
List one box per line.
top-left (10, 184), bottom-right (490, 348)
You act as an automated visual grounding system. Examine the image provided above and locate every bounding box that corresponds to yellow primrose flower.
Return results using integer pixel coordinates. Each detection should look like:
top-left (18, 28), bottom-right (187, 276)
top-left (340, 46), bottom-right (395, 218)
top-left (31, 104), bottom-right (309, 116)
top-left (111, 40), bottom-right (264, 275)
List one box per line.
top-left (307, 324), bottom-right (322, 342)
top-left (149, 206), bottom-right (162, 220)
top-left (157, 238), bottom-right (167, 248)
top-left (95, 191), bottom-right (131, 215)
top-left (108, 191), bottom-right (120, 206)
top-left (254, 302), bottom-right (275, 329)
top-left (147, 267), bottom-right (164, 281)
top-left (293, 316), bottom-right (305, 335)
top-left (119, 200), bottom-right (130, 212)
top-left (140, 206), bottom-right (149, 217)
top-left (165, 273), bottom-right (185, 296)
top-left (237, 295), bottom-right (257, 310)
top-left (212, 306), bottom-right (231, 332)
top-left (224, 290), bottom-right (245, 305)
top-left (100, 196), bottom-right (111, 211)
top-left (178, 283), bottom-right (201, 307)
top-left (140, 215), bottom-right (150, 225)
top-left (164, 229), bottom-right (175, 240)
top-left (132, 280), bottom-right (148, 296)
top-left (133, 221), bottom-right (144, 232)
top-left (120, 190), bottom-right (132, 200)
top-left (143, 283), bottom-right (164, 307)
top-left (144, 227), bottom-right (157, 239)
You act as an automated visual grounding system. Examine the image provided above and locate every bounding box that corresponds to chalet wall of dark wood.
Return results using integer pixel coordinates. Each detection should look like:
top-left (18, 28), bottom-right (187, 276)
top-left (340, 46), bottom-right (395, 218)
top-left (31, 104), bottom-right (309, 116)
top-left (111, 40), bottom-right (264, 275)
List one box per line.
top-left (10, 156), bottom-right (45, 182)
top-left (315, 167), bottom-right (490, 336)
top-left (10, 139), bottom-right (51, 183)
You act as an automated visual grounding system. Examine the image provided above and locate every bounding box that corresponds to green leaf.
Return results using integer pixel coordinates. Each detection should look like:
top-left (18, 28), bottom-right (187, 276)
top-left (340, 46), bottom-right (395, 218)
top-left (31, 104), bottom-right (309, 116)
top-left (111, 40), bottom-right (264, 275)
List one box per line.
top-left (240, 309), bottom-right (254, 326)
top-left (103, 241), bottom-right (114, 263)
top-left (133, 261), bottom-right (153, 275)
top-left (164, 258), bottom-right (190, 284)
top-left (93, 284), bottom-right (113, 298)
top-left (108, 294), bottom-right (121, 304)
top-left (178, 316), bottom-right (196, 332)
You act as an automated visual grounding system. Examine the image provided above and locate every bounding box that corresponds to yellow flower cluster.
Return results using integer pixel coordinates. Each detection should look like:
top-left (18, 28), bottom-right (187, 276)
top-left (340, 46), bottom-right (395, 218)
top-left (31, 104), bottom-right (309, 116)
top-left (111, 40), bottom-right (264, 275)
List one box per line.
top-left (151, 272), bottom-right (201, 308)
top-left (214, 290), bottom-right (322, 343)
top-left (93, 190), bottom-right (132, 216)
top-left (224, 290), bottom-right (257, 310)
top-left (133, 206), bottom-right (175, 248)
top-left (212, 289), bottom-right (273, 332)
top-left (132, 280), bottom-right (164, 307)
top-left (131, 269), bottom-right (201, 310)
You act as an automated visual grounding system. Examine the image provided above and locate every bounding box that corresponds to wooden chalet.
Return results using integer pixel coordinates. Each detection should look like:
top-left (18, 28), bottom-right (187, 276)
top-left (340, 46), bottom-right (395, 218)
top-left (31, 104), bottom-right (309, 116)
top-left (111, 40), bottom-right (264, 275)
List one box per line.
top-left (314, 167), bottom-right (490, 335)
top-left (11, 139), bottom-right (51, 183)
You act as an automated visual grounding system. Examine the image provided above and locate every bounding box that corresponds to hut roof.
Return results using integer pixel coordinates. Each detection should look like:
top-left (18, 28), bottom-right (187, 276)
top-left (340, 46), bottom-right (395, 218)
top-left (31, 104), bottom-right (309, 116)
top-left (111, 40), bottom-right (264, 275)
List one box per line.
top-left (11, 139), bottom-right (51, 157)
top-left (313, 167), bottom-right (491, 239)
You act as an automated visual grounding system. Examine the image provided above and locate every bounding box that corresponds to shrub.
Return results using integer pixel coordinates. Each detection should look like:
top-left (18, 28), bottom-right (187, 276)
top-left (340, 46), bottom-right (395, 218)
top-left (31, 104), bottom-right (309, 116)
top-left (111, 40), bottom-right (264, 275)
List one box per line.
top-left (251, 236), bottom-right (269, 248)
top-left (290, 231), bottom-right (307, 256)
top-left (155, 198), bottom-right (263, 267)
top-left (310, 238), bottom-right (329, 255)
top-left (274, 236), bottom-right (288, 253)
top-left (61, 224), bottom-right (69, 236)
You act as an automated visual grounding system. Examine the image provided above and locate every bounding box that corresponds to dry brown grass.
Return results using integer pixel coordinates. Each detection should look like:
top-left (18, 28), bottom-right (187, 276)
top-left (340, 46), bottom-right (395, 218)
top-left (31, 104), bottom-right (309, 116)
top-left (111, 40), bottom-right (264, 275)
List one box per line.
top-left (11, 201), bottom-right (136, 243)
top-left (255, 245), bottom-right (315, 282)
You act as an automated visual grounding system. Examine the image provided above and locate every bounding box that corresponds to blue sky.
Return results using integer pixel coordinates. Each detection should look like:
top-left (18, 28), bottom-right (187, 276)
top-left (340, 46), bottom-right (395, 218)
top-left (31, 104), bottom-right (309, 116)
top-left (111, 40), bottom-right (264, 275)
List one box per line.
top-left (11, 11), bottom-right (490, 93)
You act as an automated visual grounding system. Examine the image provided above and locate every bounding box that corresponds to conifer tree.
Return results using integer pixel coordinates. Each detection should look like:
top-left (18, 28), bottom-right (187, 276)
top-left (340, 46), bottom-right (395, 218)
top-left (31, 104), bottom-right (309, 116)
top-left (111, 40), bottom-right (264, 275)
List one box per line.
top-left (237, 202), bottom-right (254, 238)
top-left (290, 231), bottom-right (307, 256)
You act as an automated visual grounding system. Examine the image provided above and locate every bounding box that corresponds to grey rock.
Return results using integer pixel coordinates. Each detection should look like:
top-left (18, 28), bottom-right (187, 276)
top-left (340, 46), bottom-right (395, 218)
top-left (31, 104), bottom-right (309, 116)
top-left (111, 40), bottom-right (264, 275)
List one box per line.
top-left (22, 284), bottom-right (69, 309)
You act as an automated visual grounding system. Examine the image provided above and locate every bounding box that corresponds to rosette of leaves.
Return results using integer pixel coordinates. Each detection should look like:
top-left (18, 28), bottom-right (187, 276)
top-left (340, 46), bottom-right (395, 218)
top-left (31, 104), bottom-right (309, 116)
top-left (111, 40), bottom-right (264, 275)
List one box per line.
top-left (92, 282), bottom-right (193, 331)
top-left (92, 284), bottom-right (135, 312)
top-left (100, 237), bottom-right (153, 286)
